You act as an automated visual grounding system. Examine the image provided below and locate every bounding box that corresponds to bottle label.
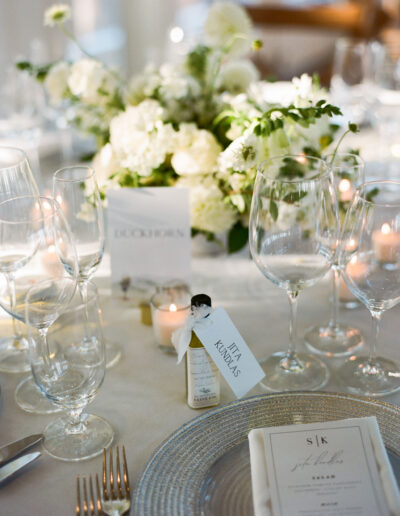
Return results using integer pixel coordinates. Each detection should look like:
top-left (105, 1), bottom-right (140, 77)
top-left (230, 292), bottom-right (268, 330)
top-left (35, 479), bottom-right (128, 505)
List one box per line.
top-left (187, 347), bottom-right (220, 408)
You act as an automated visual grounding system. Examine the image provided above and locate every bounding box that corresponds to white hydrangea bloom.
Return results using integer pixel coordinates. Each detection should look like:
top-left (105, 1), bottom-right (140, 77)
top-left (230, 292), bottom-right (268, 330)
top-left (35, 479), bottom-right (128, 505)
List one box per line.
top-left (176, 175), bottom-right (237, 233)
top-left (92, 143), bottom-right (120, 191)
top-left (44, 4), bottom-right (71, 26)
top-left (218, 59), bottom-right (259, 94)
top-left (110, 100), bottom-right (176, 177)
top-left (172, 124), bottom-right (222, 176)
top-left (44, 61), bottom-right (70, 105)
top-left (68, 59), bottom-right (117, 105)
top-left (204, 2), bottom-right (253, 57)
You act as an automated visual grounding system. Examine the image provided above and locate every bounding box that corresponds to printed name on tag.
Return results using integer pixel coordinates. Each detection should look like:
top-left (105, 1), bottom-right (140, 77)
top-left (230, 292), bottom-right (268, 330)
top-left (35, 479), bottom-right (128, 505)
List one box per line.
top-left (107, 187), bottom-right (191, 287)
top-left (194, 307), bottom-right (265, 398)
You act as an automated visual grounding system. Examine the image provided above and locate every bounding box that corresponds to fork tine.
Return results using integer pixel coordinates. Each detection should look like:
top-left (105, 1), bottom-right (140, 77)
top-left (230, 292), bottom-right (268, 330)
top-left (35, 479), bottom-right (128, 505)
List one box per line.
top-left (122, 445), bottom-right (131, 499)
top-left (102, 448), bottom-right (108, 500)
top-left (89, 475), bottom-right (95, 516)
top-left (95, 474), bottom-right (102, 514)
top-left (116, 446), bottom-right (123, 499)
top-left (109, 447), bottom-right (116, 500)
top-left (82, 475), bottom-right (89, 516)
top-left (76, 475), bottom-right (81, 516)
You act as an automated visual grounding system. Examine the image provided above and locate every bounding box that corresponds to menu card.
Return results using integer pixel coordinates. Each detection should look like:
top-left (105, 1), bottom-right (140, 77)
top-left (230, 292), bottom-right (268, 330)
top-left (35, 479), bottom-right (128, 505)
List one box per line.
top-left (107, 188), bottom-right (191, 289)
top-left (248, 417), bottom-right (400, 516)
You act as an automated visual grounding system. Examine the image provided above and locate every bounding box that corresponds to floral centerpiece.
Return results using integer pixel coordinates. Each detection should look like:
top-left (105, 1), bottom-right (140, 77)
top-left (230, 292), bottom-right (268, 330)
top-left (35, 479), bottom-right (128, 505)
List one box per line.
top-left (19, 2), bottom-right (354, 253)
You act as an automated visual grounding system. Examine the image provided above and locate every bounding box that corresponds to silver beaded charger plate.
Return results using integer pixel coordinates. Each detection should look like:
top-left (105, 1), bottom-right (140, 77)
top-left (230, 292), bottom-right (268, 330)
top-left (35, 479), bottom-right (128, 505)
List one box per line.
top-left (131, 392), bottom-right (400, 516)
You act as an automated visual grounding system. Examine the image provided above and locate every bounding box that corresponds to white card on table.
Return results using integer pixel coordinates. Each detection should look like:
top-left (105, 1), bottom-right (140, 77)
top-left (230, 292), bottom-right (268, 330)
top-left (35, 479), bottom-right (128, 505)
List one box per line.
top-left (107, 188), bottom-right (191, 288)
top-left (262, 417), bottom-right (390, 516)
top-left (194, 307), bottom-right (265, 398)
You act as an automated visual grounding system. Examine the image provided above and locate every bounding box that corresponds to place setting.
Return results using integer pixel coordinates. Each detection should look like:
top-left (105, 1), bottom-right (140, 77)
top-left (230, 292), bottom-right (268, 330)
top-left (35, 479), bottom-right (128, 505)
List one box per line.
top-left (0, 2), bottom-right (400, 515)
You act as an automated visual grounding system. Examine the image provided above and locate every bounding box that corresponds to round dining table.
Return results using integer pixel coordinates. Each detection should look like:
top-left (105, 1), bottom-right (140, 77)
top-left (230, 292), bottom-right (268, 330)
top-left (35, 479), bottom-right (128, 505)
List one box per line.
top-left (0, 252), bottom-right (399, 515)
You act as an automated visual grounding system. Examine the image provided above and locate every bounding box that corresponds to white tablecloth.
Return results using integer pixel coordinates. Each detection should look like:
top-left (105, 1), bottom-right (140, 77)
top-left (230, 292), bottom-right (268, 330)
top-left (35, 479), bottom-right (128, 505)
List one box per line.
top-left (1, 255), bottom-right (399, 515)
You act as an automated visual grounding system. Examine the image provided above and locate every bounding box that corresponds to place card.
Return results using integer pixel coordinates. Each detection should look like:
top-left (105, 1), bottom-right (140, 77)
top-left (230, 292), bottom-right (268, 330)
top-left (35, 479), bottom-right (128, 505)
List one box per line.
top-left (107, 188), bottom-right (191, 289)
top-left (193, 307), bottom-right (265, 398)
top-left (249, 417), bottom-right (398, 516)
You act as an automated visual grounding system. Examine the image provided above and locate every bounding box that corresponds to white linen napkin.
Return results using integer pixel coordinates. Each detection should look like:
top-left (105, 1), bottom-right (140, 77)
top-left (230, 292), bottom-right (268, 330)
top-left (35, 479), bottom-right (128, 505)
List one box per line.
top-left (248, 417), bottom-right (400, 516)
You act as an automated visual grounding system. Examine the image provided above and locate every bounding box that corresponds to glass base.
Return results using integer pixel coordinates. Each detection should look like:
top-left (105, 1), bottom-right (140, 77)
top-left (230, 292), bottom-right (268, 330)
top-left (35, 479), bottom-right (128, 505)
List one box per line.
top-left (0, 336), bottom-right (30, 373)
top-left (43, 413), bottom-right (114, 461)
top-left (105, 340), bottom-right (122, 369)
top-left (337, 356), bottom-right (400, 397)
top-left (304, 323), bottom-right (363, 357)
top-left (259, 351), bottom-right (330, 392)
top-left (15, 376), bottom-right (63, 414)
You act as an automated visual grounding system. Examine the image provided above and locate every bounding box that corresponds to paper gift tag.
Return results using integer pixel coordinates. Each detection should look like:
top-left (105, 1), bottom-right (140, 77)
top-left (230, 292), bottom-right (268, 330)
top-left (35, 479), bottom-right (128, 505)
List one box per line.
top-left (107, 188), bottom-right (191, 289)
top-left (194, 307), bottom-right (265, 398)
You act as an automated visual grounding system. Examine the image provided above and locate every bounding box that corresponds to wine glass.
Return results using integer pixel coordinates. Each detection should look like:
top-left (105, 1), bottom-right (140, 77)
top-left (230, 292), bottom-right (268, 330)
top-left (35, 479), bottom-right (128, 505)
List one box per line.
top-left (337, 180), bottom-right (400, 396)
top-left (304, 153), bottom-right (365, 356)
top-left (249, 155), bottom-right (339, 392)
top-left (0, 146), bottom-right (39, 373)
top-left (26, 279), bottom-right (113, 461)
top-left (0, 195), bottom-right (79, 413)
top-left (53, 165), bottom-right (121, 368)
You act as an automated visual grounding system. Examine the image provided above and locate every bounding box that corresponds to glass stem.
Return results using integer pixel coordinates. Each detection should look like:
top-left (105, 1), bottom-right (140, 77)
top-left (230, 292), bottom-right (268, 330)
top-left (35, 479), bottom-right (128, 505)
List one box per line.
top-left (287, 290), bottom-right (299, 358)
top-left (39, 327), bottom-right (60, 377)
top-left (369, 311), bottom-right (382, 367)
top-left (78, 279), bottom-right (91, 344)
top-left (65, 407), bottom-right (86, 435)
top-left (5, 272), bottom-right (24, 346)
top-left (329, 266), bottom-right (340, 331)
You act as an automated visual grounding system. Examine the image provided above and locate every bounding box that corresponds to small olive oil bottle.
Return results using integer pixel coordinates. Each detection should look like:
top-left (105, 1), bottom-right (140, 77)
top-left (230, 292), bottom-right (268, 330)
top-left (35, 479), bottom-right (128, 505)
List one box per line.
top-left (186, 294), bottom-right (220, 409)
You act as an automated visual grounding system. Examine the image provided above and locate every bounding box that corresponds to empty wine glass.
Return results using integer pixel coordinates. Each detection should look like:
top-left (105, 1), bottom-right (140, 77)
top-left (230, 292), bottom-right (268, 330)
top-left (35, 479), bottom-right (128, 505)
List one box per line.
top-left (249, 155), bottom-right (339, 392)
top-left (53, 165), bottom-right (121, 368)
top-left (304, 153), bottom-right (364, 356)
top-left (26, 279), bottom-right (113, 461)
top-left (0, 195), bottom-right (78, 413)
top-left (0, 146), bottom-right (39, 373)
top-left (337, 180), bottom-right (400, 396)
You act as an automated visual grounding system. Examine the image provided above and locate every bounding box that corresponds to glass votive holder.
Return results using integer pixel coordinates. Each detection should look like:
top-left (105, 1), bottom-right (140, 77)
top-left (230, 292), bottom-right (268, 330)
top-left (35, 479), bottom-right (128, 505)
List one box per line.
top-left (150, 288), bottom-right (191, 353)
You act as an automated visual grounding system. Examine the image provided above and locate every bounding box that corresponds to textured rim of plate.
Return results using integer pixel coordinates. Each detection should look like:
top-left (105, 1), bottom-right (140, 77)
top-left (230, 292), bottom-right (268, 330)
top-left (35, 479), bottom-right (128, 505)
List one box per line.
top-left (132, 391), bottom-right (400, 516)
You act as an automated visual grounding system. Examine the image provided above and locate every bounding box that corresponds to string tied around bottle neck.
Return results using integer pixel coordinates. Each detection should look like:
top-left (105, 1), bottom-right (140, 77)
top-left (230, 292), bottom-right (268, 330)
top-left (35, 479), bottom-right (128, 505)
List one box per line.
top-left (172, 304), bottom-right (212, 363)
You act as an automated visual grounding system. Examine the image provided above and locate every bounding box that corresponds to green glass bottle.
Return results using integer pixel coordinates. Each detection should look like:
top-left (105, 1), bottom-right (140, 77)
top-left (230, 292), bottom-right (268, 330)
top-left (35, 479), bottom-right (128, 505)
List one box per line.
top-left (185, 294), bottom-right (220, 409)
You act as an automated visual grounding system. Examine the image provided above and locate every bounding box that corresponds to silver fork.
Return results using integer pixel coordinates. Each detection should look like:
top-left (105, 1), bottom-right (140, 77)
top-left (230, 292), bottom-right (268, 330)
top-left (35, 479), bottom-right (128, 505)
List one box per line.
top-left (76, 474), bottom-right (102, 516)
top-left (101, 446), bottom-right (131, 516)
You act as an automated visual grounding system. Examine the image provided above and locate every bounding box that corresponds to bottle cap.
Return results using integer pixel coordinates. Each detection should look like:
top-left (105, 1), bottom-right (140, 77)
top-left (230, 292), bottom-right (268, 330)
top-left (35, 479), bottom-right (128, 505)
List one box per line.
top-left (191, 294), bottom-right (211, 308)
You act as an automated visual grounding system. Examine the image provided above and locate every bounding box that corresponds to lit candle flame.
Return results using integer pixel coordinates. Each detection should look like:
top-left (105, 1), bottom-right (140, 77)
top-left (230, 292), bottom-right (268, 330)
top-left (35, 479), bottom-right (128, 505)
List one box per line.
top-left (339, 179), bottom-right (351, 193)
top-left (169, 303), bottom-right (177, 312)
top-left (381, 223), bottom-right (391, 235)
top-left (295, 153), bottom-right (306, 164)
top-left (48, 244), bottom-right (56, 254)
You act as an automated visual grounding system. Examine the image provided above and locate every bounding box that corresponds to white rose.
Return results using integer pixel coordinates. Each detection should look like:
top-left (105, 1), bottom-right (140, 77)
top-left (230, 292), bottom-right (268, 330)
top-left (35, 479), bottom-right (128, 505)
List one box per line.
top-left (68, 59), bottom-right (116, 105)
top-left (218, 59), bottom-right (259, 94)
top-left (176, 175), bottom-right (237, 233)
top-left (218, 131), bottom-right (260, 173)
top-left (44, 61), bottom-right (70, 105)
top-left (172, 125), bottom-right (221, 176)
top-left (204, 2), bottom-right (253, 57)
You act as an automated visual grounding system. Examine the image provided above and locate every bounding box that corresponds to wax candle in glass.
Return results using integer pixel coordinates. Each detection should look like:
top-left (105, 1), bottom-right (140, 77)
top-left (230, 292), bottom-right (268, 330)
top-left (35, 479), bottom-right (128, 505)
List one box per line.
top-left (151, 288), bottom-right (190, 353)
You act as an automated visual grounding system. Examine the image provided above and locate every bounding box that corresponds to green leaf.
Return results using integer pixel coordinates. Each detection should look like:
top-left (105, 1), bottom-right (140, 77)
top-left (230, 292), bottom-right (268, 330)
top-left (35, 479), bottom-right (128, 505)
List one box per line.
top-left (365, 187), bottom-right (379, 202)
top-left (282, 191), bottom-right (308, 204)
top-left (348, 123), bottom-right (359, 133)
top-left (228, 222), bottom-right (249, 254)
top-left (270, 199), bottom-right (279, 220)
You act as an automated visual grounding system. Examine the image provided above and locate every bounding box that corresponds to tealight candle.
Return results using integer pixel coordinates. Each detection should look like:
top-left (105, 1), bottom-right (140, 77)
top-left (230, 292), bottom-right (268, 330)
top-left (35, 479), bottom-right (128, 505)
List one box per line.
top-left (339, 256), bottom-right (368, 301)
top-left (150, 288), bottom-right (191, 353)
top-left (372, 223), bottom-right (400, 263)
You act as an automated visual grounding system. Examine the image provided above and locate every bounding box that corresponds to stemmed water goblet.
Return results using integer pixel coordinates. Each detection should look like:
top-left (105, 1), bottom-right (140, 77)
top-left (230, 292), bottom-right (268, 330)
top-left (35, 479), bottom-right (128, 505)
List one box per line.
top-left (53, 165), bottom-right (122, 368)
top-left (337, 180), bottom-right (400, 396)
top-left (249, 155), bottom-right (339, 392)
top-left (26, 279), bottom-right (113, 461)
top-left (0, 195), bottom-right (79, 413)
top-left (0, 146), bottom-right (39, 373)
top-left (304, 153), bottom-right (364, 356)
